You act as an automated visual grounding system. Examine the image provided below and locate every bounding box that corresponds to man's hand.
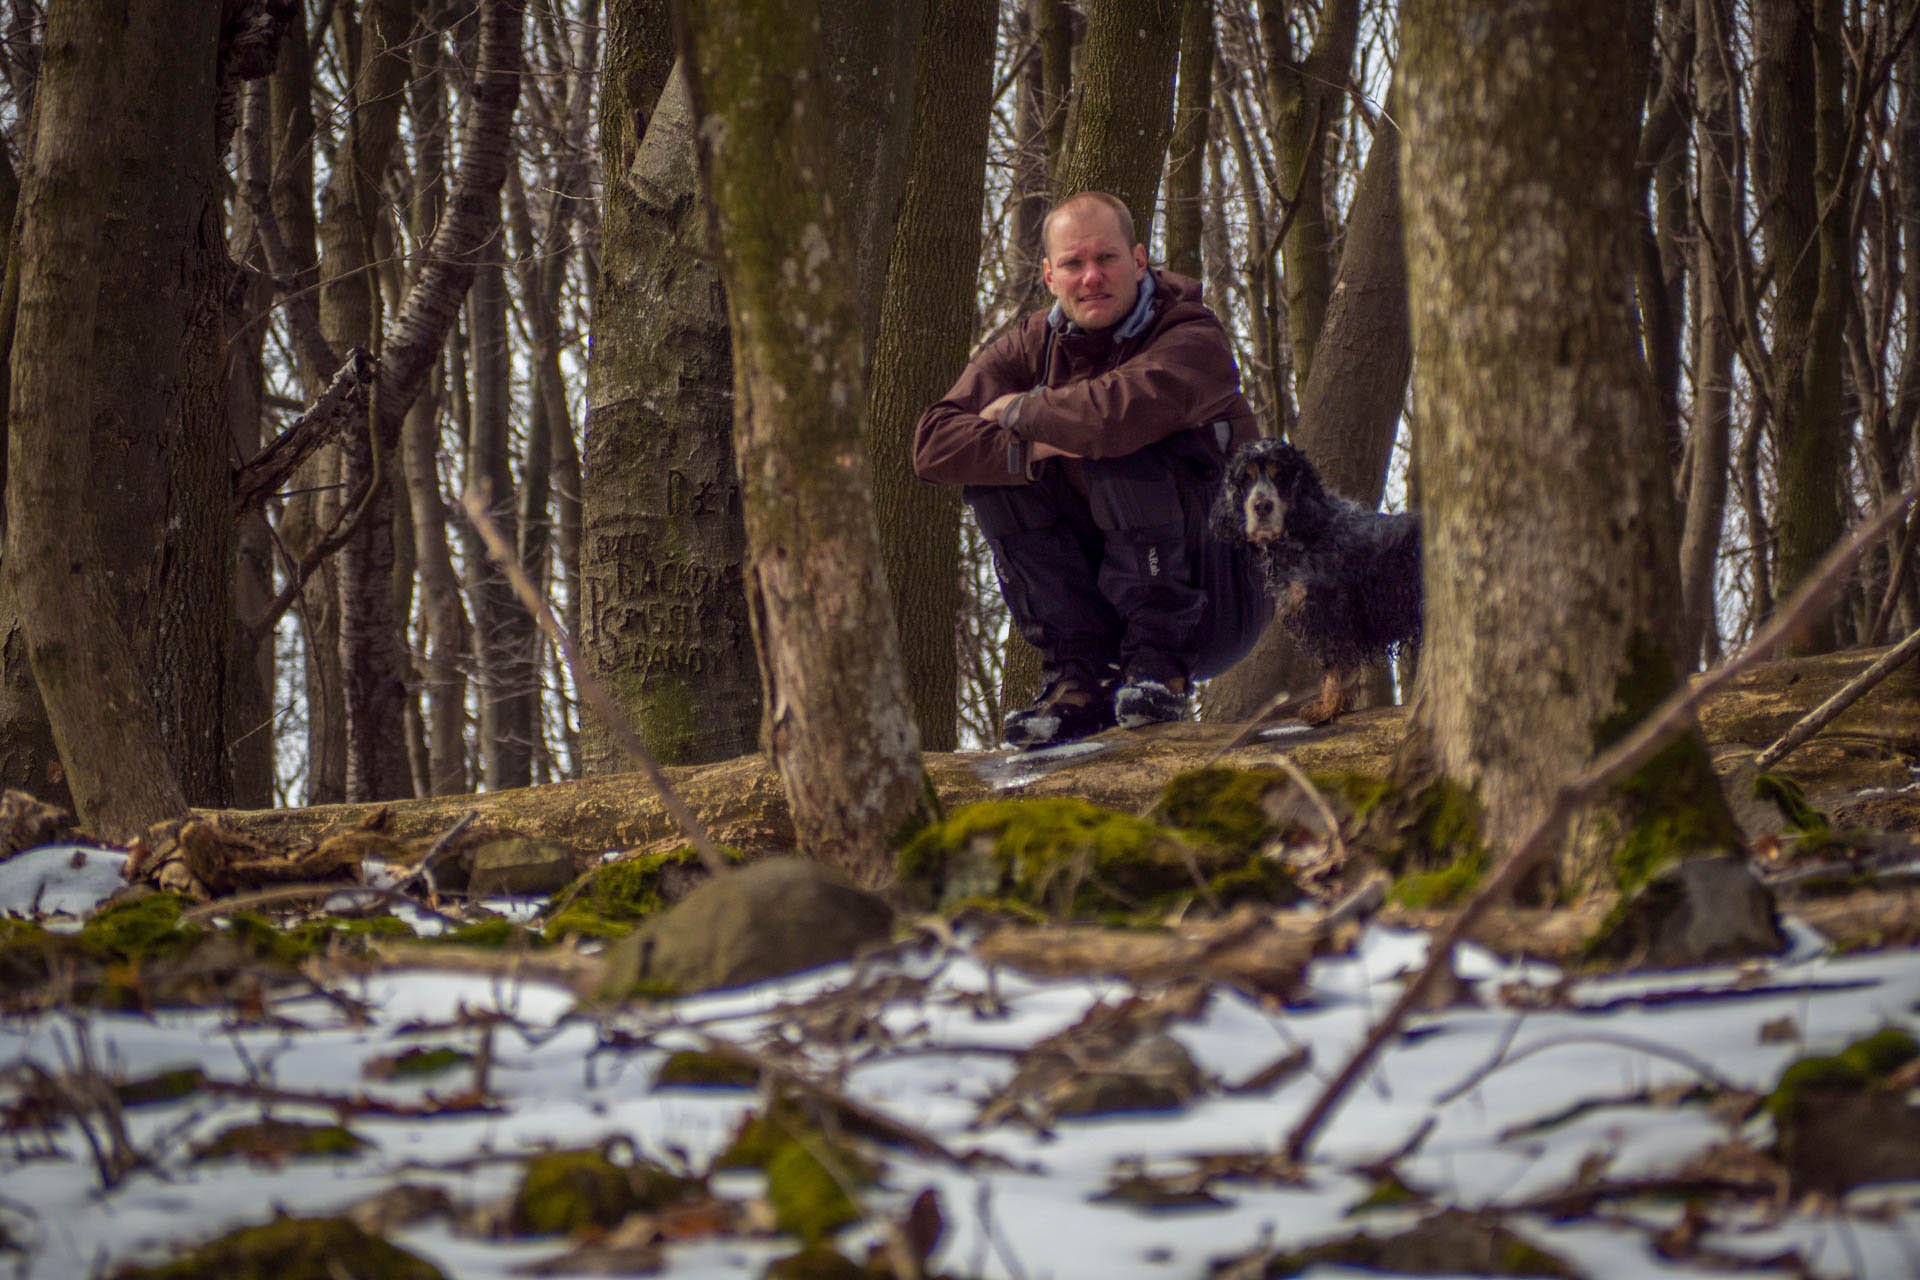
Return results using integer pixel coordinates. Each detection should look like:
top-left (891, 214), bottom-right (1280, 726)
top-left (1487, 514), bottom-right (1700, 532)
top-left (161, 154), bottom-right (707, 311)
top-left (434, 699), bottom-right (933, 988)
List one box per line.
top-left (979, 391), bottom-right (1024, 423)
top-left (1030, 441), bottom-right (1079, 461)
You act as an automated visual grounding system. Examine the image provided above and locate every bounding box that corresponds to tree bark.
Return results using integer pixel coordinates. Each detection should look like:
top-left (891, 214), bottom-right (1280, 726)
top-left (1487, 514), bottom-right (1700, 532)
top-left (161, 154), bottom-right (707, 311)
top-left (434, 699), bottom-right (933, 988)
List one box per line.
top-left (1401, 0), bottom-right (1740, 888)
top-left (867, 0), bottom-right (994, 755)
top-left (582, 57), bottom-right (759, 769)
top-left (680, 0), bottom-right (935, 887)
top-left (1260, 0), bottom-right (1359, 388)
top-left (1679, 0), bottom-right (1738, 666)
top-left (1053, 0), bottom-right (1182, 243)
top-left (4, 0), bottom-right (203, 838)
top-left (1163, 0), bottom-right (1213, 279)
top-left (1754, 0), bottom-right (1854, 653)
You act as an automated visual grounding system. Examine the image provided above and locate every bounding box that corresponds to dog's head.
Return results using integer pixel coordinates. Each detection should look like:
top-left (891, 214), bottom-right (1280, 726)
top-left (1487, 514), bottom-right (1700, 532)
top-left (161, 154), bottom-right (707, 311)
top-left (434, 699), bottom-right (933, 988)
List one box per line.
top-left (1213, 439), bottom-right (1331, 546)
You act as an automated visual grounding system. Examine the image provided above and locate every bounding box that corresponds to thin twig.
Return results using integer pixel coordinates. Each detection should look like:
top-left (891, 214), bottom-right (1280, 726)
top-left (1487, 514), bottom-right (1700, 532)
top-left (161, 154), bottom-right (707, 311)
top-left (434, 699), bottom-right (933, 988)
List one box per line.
top-left (1754, 623), bottom-right (1920, 770)
top-left (459, 486), bottom-right (729, 875)
top-left (1282, 480), bottom-right (1919, 1164)
top-left (1265, 752), bottom-right (1348, 870)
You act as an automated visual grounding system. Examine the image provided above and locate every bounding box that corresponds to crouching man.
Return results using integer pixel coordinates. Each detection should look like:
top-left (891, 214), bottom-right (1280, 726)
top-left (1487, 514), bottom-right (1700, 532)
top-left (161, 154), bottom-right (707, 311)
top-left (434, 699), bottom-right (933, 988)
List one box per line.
top-left (913, 191), bottom-right (1270, 749)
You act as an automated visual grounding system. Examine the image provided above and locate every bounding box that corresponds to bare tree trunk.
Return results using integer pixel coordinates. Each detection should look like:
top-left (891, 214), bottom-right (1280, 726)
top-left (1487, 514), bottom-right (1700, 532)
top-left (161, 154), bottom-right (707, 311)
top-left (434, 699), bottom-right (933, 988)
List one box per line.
top-left (680, 0), bottom-right (935, 886)
top-left (868, 0), bottom-right (994, 753)
top-left (1401, 0), bottom-right (1739, 890)
top-left (1754, 0), bottom-right (1854, 652)
top-left (1053, 0), bottom-right (1181, 242)
top-left (1260, 0), bottom-right (1359, 388)
top-left (1163, 0), bottom-right (1213, 279)
top-left (1679, 0), bottom-right (1738, 665)
top-left (4, 0), bottom-right (200, 838)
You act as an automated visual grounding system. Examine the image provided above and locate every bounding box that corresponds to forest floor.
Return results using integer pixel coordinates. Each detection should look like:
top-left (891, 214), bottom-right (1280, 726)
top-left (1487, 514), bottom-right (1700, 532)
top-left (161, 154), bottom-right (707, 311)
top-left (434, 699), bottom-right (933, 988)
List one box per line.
top-left (0, 645), bottom-right (1917, 1279)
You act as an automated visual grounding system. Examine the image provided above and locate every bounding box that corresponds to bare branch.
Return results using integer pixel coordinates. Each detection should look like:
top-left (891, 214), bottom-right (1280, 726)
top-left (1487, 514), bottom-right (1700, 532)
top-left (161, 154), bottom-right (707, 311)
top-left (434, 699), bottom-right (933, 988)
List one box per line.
top-left (232, 347), bottom-right (375, 516)
top-left (1283, 479), bottom-right (1920, 1164)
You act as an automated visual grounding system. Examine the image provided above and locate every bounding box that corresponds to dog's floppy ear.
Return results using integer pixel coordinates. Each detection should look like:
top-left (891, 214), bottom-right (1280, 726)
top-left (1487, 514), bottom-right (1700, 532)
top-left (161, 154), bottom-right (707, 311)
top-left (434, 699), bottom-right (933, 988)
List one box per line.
top-left (1275, 444), bottom-right (1334, 539)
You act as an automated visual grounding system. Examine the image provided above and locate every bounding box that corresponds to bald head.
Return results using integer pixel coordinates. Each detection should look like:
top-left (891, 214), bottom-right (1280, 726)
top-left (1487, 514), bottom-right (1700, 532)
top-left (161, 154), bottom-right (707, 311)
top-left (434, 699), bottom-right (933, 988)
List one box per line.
top-left (1041, 192), bottom-right (1137, 259)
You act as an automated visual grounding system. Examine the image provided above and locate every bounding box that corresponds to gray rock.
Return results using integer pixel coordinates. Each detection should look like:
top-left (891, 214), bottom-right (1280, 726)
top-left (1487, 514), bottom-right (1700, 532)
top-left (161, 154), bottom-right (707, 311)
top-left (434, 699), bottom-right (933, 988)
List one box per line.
top-left (466, 837), bottom-right (588, 897)
top-left (603, 857), bottom-right (894, 996)
top-left (1586, 854), bottom-right (1788, 969)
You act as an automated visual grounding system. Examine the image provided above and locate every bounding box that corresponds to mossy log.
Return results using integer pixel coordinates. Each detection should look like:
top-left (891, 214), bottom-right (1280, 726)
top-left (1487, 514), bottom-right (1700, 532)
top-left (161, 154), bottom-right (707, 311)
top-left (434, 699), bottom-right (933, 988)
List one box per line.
top-left (204, 646), bottom-right (1919, 860)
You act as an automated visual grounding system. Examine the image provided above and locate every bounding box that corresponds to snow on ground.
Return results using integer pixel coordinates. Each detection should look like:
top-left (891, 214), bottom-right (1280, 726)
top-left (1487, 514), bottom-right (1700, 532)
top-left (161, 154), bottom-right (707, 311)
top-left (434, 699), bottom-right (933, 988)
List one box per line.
top-left (2, 857), bottom-right (1919, 1278)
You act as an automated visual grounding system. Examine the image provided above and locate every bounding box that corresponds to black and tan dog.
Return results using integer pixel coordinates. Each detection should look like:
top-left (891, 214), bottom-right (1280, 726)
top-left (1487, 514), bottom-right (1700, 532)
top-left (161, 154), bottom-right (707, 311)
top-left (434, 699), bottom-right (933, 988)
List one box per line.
top-left (1212, 439), bottom-right (1422, 724)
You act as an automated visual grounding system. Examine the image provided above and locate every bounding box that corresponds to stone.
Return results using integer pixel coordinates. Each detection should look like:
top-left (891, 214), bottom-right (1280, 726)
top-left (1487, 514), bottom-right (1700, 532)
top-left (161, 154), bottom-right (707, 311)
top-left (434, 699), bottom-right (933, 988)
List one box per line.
top-left (1584, 854), bottom-right (1788, 969)
top-left (465, 836), bottom-right (587, 898)
top-left (603, 857), bottom-right (894, 996)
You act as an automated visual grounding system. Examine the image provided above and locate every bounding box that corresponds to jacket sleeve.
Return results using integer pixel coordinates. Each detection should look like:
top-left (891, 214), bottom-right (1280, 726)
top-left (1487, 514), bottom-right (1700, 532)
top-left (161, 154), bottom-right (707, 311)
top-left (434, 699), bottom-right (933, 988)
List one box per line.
top-left (1017, 310), bottom-right (1250, 461)
top-left (911, 328), bottom-right (1041, 487)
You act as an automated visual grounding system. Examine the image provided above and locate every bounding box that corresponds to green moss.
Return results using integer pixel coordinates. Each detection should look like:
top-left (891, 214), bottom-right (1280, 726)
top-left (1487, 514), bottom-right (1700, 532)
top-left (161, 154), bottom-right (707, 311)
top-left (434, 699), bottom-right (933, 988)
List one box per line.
top-left (192, 1120), bottom-right (368, 1162)
top-left (654, 1049), bottom-right (760, 1090)
top-left (1390, 851), bottom-right (1488, 909)
top-left (765, 1137), bottom-right (873, 1245)
top-left (1838, 1028), bottom-right (1920, 1077)
top-left (762, 1247), bottom-right (866, 1279)
top-left (512, 1150), bottom-right (636, 1235)
top-left (1319, 772), bottom-right (1396, 823)
top-left (544, 845), bottom-right (742, 942)
top-left (511, 1148), bottom-right (698, 1235)
top-left (110, 1215), bottom-right (444, 1280)
top-left (81, 893), bottom-right (201, 961)
top-left (1591, 635), bottom-right (1745, 892)
top-left (896, 796), bottom-right (1293, 920)
top-left (424, 919), bottom-right (541, 949)
top-left (388, 1046), bottom-right (473, 1078)
top-left (1150, 766), bottom-right (1287, 853)
top-left (1349, 1172), bottom-right (1421, 1212)
top-left (1753, 773), bottom-right (1846, 856)
top-left (1764, 1029), bottom-right (1920, 1120)
top-left (115, 1066), bottom-right (206, 1107)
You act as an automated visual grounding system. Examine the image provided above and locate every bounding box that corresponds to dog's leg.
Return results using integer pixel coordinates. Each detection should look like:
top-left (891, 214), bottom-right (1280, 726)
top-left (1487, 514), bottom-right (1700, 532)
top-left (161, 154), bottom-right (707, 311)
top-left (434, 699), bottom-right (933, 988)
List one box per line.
top-left (1299, 667), bottom-right (1361, 726)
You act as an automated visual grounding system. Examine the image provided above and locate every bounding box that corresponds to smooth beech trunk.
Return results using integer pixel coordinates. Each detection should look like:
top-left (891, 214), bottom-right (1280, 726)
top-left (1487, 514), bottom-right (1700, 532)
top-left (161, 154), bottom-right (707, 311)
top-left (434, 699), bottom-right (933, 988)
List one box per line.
top-left (680, 0), bottom-right (934, 887)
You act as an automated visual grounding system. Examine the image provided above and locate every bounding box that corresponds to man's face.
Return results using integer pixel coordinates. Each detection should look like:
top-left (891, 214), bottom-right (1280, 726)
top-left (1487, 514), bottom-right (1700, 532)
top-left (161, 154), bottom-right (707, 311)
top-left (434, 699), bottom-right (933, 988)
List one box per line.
top-left (1042, 205), bottom-right (1148, 331)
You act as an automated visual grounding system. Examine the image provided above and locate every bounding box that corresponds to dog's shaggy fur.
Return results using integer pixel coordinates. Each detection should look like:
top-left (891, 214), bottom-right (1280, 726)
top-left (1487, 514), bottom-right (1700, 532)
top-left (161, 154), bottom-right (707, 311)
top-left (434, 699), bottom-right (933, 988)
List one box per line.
top-left (1211, 439), bottom-right (1422, 724)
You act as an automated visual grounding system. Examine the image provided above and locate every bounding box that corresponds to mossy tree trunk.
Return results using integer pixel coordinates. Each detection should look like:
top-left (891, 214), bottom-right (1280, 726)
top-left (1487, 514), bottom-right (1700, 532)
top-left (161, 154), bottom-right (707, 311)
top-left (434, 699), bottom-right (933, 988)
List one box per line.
top-left (1754, 0), bottom-right (1854, 653)
top-left (1203, 103), bottom-right (1409, 723)
top-left (679, 0), bottom-right (936, 887)
top-left (1400, 0), bottom-right (1740, 891)
top-left (867, 0), bottom-right (995, 754)
top-left (1259, 0), bottom-right (1359, 389)
top-left (583, 51), bottom-right (760, 769)
top-left (1052, 0), bottom-right (1181, 243)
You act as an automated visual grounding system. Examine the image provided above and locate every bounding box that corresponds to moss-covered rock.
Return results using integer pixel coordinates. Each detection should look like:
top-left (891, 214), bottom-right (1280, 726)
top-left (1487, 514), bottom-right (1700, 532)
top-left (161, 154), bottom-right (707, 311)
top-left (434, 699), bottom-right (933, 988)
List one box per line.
top-left (511, 1147), bottom-right (699, 1236)
top-left (716, 1098), bottom-right (879, 1245)
top-left (115, 1066), bottom-right (206, 1108)
top-left (192, 1119), bottom-right (369, 1162)
top-left (226, 912), bottom-right (417, 965)
top-left (1148, 766), bottom-right (1289, 852)
top-left (109, 1215), bottom-right (444, 1280)
top-left (1229, 1208), bottom-right (1580, 1278)
top-left (598, 858), bottom-right (893, 998)
top-left (543, 845), bottom-right (739, 942)
top-left (81, 893), bottom-right (202, 961)
top-left (896, 796), bottom-right (1295, 920)
top-left (1767, 1028), bottom-right (1920, 1193)
top-left (762, 1246), bottom-right (867, 1279)
top-left (654, 1049), bottom-right (761, 1090)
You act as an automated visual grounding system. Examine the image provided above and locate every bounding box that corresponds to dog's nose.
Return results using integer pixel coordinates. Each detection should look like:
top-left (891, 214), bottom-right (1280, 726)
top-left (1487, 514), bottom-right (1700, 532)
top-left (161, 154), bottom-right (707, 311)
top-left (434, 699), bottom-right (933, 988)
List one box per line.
top-left (1251, 497), bottom-right (1275, 520)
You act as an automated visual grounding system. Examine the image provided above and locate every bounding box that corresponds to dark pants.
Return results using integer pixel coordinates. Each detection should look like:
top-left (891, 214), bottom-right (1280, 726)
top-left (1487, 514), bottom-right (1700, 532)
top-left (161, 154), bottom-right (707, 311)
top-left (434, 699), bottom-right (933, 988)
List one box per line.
top-left (967, 433), bottom-right (1270, 688)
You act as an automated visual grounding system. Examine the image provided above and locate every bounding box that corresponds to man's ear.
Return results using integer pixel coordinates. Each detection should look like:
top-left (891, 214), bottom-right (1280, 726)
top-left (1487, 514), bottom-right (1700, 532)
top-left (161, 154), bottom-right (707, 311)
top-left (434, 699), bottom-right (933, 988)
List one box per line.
top-left (1041, 257), bottom-right (1055, 288)
top-left (1132, 244), bottom-right (1148, 277)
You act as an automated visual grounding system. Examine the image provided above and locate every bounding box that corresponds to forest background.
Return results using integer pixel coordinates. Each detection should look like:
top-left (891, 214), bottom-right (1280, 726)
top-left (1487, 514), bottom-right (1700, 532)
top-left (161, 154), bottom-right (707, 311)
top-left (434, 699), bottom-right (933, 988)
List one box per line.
top-left (0, 0), bottom-right (1915, 890)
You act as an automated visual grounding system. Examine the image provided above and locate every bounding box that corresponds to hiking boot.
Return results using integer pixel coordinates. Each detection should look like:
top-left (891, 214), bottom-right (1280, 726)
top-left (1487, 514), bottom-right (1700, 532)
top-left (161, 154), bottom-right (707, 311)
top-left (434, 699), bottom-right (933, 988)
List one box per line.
top-left (1114, 675), bottom-right (1189, 729)
top-left (1002, 674), bottom-right (1116, 749)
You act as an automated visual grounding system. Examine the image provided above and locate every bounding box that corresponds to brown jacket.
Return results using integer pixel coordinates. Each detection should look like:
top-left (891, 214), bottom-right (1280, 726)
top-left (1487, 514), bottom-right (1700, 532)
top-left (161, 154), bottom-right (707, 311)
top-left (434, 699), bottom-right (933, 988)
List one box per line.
top-left (912, 269), bottom-right (1257, 487)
